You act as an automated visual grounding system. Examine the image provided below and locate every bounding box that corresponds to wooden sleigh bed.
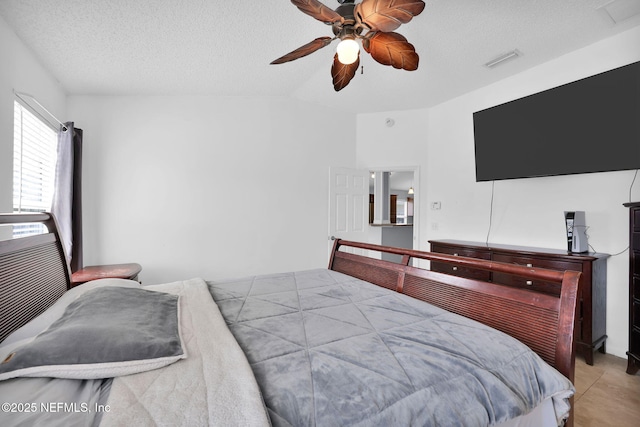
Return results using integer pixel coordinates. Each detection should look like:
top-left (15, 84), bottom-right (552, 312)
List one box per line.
top-left (0, 213), bottom-right (580, 427)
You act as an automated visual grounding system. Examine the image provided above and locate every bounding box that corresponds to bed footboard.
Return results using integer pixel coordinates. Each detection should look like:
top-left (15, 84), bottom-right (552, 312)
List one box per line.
top-left (328, 239), bottom-right (580, 384)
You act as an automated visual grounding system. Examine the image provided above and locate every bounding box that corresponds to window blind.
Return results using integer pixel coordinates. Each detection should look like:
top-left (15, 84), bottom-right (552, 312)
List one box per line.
top-left (13, 100), bottom-right (57, 237)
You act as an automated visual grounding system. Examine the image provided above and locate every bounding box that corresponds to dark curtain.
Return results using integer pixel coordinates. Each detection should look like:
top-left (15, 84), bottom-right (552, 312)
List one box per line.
top-left (51, 122), bottom-right (83, 272)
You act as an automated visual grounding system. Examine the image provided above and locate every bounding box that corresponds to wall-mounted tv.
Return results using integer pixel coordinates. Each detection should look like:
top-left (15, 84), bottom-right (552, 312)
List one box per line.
top-left (473, 60), bottom-right (640, 182)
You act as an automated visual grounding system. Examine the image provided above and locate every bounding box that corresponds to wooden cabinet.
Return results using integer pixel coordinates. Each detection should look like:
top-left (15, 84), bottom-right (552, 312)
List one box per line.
top-left (430, 239), bottom-right (609, 365)
top-left (390, 195), bottom-right (397, 224)
top-left (369, 194), bottom-right (398, 224)
top-left (623, 202), bottom-right (640, 375)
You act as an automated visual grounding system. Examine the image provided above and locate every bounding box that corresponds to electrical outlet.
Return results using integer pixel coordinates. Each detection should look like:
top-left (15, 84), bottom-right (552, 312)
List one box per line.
top-left (431, 201), bottom-right (441, 210)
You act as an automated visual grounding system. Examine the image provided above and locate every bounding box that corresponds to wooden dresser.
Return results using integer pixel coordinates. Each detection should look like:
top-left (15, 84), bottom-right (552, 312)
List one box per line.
top-left (623, 202), bottom-right (640, 374)
top-left (429, 239), bottom-right (609, 365)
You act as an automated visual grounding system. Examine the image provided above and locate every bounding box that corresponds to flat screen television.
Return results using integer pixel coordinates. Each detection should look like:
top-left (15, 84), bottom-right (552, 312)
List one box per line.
top-left (473, 60), bottom-right (640, 182)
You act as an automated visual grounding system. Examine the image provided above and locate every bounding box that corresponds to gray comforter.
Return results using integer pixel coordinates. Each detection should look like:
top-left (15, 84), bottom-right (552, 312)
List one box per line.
top-left (208, 268), bottom-right (574, 427)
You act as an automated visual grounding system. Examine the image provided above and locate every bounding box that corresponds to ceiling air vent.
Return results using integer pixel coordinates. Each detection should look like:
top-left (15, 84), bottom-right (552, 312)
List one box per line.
top-left (484, 50), bottom-right (521, 69)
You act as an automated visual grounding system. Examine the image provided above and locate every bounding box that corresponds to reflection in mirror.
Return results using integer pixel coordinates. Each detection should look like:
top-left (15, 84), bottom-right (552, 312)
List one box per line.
top-left (369, 170), bottom-right (416, 263)
top-left (369, 171), bottom-right (414, 226)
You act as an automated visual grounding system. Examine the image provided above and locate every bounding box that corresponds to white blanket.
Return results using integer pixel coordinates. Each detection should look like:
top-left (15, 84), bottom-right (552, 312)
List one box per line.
top-left (100, 278), bottom-right (271, 427)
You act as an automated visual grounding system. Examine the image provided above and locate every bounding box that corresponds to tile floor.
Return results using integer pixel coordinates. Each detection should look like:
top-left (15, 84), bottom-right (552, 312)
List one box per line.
top-left (573, 352), bottom-right (640, 426)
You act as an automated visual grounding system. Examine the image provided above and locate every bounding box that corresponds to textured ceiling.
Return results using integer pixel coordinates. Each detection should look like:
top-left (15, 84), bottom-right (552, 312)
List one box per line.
top-left (1, 0), bottom-right (639, 114)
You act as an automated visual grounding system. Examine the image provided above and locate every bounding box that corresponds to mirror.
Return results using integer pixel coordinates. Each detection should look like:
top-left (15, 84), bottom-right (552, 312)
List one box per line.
top-left (368, 171), bottom-right (414, 226)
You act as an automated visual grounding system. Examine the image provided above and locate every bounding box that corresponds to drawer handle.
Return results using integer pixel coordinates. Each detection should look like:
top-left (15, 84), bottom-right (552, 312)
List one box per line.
top-left (452, 266), bottom-right (458, 271)
top-left (526, 263), bottom-right (533, 268)
top-left (526, 280), bottom-right (533, 286)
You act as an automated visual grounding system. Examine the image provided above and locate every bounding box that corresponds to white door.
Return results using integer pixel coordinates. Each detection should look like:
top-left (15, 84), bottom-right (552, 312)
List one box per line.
top-left (328, 167), bottom-right (369, 257)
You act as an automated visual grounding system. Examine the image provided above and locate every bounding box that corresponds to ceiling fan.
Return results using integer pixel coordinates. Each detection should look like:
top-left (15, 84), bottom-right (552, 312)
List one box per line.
top-left (271, 0), bottom-right (426, 91)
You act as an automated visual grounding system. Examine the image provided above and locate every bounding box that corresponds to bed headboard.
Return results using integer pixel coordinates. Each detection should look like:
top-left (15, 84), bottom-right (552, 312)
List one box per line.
top-left (0, 213), bottom-right (71, 343)
top-left (328, 239), bottom-right (580, 383)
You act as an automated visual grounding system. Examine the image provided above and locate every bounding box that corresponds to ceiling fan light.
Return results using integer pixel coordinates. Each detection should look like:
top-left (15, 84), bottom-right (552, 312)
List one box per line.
top-left (336, 38), bottom-right (359, 65)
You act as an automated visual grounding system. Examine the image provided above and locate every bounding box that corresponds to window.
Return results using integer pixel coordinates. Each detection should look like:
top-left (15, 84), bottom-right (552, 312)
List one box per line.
top-left (13, 100), bottom-right (57, 237)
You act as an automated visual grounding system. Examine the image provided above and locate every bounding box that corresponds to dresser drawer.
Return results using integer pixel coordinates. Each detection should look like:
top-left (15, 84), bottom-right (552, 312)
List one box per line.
top-left (633, 250), bottom-right (640, 273)
top-left (431, 261), bottom-right (492, 281)
top-left (431, 244), bottom-right (491, 259)
top-left (634, 208), bottom-right (640, 232)
top-left (491, 254), bottom-right (581, 296)
top-left (430, 245), bottom-right (491, 281)
top-left (492, 253), bottom-right (583, 272)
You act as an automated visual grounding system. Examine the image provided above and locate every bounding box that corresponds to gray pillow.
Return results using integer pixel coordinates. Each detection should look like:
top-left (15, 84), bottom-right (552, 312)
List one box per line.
top-left (0, 287), bottom-right (186, 380)
top-left (0, 278), bottom-right (141, 347)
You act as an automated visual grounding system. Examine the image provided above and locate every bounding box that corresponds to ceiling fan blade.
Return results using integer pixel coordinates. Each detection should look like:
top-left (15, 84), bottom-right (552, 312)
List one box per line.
top-left (363, 31), bottom-right (419, 70)
top-left (331, 53), bottom-right (360, 91)
top-left (271, 37), bottom-right (334, 64)
top-left (291, 0), bottom-right (345, 25)
top-left (355, 0), bottom-right (425, 32)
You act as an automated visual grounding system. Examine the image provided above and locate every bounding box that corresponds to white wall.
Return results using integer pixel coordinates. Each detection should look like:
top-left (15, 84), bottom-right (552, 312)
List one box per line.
top-left (68, 95), bottom-right (356, 284)
top-left (0, 15), bottom-right (66, 215)
top-left (357, 26), bottom-right (640, 359)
